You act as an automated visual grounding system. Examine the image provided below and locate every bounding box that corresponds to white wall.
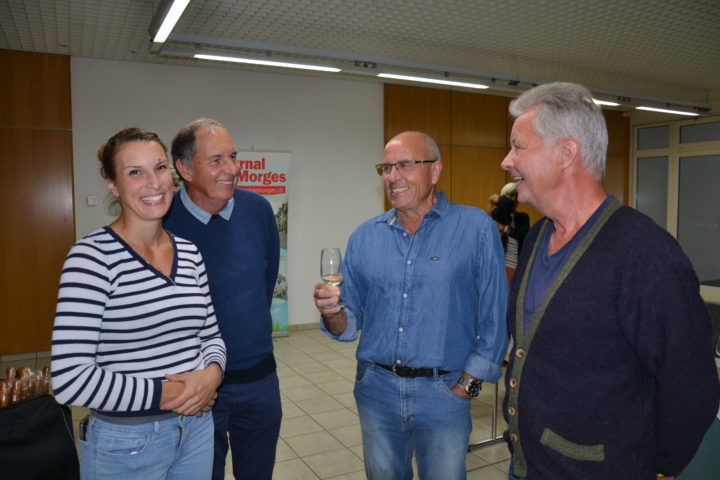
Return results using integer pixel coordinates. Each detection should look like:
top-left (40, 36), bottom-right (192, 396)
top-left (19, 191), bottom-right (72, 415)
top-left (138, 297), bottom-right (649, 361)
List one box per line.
top-left (71, 57), bottom-right (384, 327)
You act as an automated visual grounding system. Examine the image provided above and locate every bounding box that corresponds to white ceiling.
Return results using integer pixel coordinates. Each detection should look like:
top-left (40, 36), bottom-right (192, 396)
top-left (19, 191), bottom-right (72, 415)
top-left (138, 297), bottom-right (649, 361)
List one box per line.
top-left (2, 0), bottom-right (719, 110)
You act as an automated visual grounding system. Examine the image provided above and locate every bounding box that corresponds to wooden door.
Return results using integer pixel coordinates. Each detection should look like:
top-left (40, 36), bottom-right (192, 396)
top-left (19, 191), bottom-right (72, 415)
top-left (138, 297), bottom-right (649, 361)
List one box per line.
top-left (0, 50), bottom-right (74, 355)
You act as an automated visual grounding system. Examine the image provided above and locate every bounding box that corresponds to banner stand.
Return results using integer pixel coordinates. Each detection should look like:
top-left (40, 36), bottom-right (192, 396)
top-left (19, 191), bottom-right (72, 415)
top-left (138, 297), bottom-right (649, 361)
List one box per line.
top-left (236, 150), bottom-right (290, 336)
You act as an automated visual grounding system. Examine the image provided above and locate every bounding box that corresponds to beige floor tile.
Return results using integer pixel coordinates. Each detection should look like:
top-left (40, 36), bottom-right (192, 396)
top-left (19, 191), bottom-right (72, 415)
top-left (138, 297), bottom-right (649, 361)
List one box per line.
top-left (327, 343), bottom-right (357, 354)
top-left (494, 459), bottom-right (510, 473)
top-left (331, 392), bottom-right (356, 408)
top-left (303, 448), bottom-right (364, 479)
top-left (278, 374), bottom-right (312, 388)
top-left (272, 458), bottom-right (320, 480)
top-left (310, 351), bottom-right (346, 363)
top-left (327, 365), bottom-right (357, 380)
top-left (225, 449), bottom-right (232, 472)
top-left (467, 464), bottom-right (509, 480)
top-left (471, 401), bottom-right (496, 416)
top-left (324, 470), bottom-right (367, 480)
top-left (291, 362), bottom-right (334, 376)
top-left (275, 438), bottom-right (298, 462)
top-left (348, 443), bottom-right (363, 460)
top-left (280, 415), bottom-right (325, 438)
top-left (276, 352), bottom-right (317, 366)
top-left (294, 395), bottom-right (344, 415)
top-left (292, 344), bottom-right (337, 355)
top-left (275, 365), bottom-right (295, 378)
top-left (469, 422), bottom-right (494, 444)
top-left (284, 430), bottom-right (345, 457)
top-left (466, 450), bottom-right (491, 470)
top-left (326, 358), bottom-right (357, 373)
top-left (302, 370), bottom-right (345, 385)
top-left (284, 344), bottom-right (325, 355)
top-left (281, 399), bottom-right (308, 419)
top-left (327, 423), bottom-right (363, 447)
top-left (470, 441), bottom-right (511, 464)
top-left (281, 384), bottom-right (327, 402)
top-left (310, 408), bottom-right (359, 430)
top-left (316, 379), bottom-right (354, 396)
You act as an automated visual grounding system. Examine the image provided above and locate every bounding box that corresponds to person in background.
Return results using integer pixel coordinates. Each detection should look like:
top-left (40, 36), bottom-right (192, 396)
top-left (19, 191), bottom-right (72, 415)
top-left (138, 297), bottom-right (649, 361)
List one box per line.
top-left (164, 118), bottom-right (281, 480)
top-left (51, 127), bottom-right (226, 480)
top-left (314, 131), bottom-right (508, 480)
top-left (501, 82), bottom-right (720, 479)
top-left (489, 182), bottom-right (524, 282)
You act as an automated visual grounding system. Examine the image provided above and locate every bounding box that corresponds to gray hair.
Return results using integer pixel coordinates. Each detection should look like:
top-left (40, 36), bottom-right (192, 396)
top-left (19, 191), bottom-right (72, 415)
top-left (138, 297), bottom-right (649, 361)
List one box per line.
top-left (389, 131), bottom-right (442, 162)
top-left (171, 118), bottom-right (226, 177)
top-left (509, 82), bottom-right (607, 179)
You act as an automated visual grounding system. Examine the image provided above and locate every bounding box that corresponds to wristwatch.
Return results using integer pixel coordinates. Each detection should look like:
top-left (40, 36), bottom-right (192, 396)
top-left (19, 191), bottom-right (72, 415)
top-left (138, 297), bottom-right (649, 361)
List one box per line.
top-left (457, 376), bottom-right (482, 397)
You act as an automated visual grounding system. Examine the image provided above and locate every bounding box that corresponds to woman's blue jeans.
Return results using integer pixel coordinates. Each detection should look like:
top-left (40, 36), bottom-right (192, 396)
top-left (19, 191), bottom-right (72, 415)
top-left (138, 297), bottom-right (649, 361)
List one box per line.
top-left (79, 412), bottom-right (214, 480)
top-left (354, 363), bottom-right (472, 480)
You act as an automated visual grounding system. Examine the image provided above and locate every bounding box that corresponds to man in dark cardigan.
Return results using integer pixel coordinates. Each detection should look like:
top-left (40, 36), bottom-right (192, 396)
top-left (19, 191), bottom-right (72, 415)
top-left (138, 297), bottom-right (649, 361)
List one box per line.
top-left (500, 82), bottom-right (719, 480)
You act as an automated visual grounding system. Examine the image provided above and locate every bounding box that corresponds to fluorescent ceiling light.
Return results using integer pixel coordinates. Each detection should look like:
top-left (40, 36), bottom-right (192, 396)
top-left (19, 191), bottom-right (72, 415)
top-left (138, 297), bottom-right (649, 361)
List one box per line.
top-left (635, 106), bottom-right (699, 116)
top-left (593, 99), bottom-right (620, 107)
top-left (152, 0), bottom-right (190, 43)
top-left (378, 73), bottom-right (488, 90)
top-left (194, 53), bottom-right (341, 72)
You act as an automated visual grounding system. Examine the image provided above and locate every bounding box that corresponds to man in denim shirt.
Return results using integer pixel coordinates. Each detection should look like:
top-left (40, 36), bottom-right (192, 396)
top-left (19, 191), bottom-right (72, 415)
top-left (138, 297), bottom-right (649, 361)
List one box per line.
top-left (314, 131), bottom-right (508, 480)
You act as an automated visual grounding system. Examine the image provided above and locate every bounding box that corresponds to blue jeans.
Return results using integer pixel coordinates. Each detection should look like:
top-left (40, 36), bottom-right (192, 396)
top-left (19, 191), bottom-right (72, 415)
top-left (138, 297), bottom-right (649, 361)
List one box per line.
top-left (80, 412), bottom-right (214, 480)
top-left (354, 363), bottom-right (472, 480)
top-left (212, 372), bottom-right (282, 480)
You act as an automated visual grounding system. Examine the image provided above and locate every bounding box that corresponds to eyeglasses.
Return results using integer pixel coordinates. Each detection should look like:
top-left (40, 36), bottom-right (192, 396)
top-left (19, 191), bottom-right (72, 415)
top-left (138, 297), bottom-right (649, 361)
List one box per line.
top-left (374, 159), bottom-right (437, 176)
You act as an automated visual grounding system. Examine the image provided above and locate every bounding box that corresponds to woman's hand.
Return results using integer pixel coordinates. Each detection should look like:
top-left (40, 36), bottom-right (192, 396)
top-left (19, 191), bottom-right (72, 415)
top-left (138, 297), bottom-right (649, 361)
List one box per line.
top-left (160, 364), bottom-right (223, 416)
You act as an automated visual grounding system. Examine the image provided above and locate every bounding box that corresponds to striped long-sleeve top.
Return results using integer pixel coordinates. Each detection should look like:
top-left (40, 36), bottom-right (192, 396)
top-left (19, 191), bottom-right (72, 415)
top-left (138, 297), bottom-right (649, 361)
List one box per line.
top-left (51, 227), bottom-right (226, 416)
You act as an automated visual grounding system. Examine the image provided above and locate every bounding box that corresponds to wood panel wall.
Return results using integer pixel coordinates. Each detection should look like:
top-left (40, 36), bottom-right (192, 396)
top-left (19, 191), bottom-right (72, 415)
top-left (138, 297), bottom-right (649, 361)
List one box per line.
top-left (383, 84), bottom-right (630, 223)
top-left (0, 49), bottom-right (75, 355)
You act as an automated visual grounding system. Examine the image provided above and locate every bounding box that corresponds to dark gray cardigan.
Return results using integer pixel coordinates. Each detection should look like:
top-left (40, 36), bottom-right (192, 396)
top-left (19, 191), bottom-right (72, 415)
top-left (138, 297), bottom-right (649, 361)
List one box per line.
top-left (504, 201), bottom-right (719, 479)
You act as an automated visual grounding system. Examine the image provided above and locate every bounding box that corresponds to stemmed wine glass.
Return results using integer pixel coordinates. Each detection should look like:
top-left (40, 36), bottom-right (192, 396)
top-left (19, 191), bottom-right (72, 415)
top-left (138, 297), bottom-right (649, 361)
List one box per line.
top-left (320, 247), bottom-right (344, 308)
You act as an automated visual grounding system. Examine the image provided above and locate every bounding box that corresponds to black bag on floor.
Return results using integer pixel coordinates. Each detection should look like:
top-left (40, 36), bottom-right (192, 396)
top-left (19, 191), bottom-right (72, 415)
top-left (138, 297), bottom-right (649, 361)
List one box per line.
top-left (0, 394), bottom-right (80, 480)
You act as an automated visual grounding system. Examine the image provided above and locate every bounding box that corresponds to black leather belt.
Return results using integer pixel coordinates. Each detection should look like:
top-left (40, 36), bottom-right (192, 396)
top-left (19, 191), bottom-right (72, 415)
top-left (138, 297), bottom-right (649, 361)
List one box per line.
top-left (375, 363), bottom-right (449, 378)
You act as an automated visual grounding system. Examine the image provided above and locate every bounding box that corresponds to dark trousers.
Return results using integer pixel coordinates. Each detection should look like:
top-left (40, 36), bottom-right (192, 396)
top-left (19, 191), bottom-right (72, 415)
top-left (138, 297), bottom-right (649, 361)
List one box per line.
top-left (211, 371), bottom-right (282, 480)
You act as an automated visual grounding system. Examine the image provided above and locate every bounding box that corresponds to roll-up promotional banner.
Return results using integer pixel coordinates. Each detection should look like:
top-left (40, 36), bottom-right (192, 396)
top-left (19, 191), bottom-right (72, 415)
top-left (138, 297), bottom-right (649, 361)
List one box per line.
top-left (236, 151), bottom-right (290, 335)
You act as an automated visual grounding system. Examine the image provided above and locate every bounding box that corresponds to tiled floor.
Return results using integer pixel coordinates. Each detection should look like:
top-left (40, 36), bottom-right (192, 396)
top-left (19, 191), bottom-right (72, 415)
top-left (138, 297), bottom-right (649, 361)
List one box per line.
top-left (266, 327), bottom-right (510, 480)
top-left (0, 328), bottom-right (511, 479)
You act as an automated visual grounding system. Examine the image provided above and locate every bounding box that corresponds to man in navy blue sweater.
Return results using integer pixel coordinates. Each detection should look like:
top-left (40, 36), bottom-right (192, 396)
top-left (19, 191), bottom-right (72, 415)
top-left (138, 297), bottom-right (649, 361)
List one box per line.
top-left (501, 82), bottom-right (719, 479)
top-left (164, 118), bottom-right (281, 480)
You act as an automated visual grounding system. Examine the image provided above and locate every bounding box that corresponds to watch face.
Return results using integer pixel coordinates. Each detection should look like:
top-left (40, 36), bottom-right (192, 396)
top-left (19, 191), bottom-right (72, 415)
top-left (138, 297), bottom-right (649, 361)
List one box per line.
top-left (459, 377), bottom-right (481, 397)
top-left (466, 380), bottom-right (481, 397)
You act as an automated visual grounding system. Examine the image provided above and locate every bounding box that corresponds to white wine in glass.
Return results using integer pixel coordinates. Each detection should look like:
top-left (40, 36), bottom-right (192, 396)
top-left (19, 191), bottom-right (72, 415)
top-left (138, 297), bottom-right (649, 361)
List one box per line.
top-left (320, 247), bottom-right (344, 307)
top-left (322, 274), bottom-right (344, 286)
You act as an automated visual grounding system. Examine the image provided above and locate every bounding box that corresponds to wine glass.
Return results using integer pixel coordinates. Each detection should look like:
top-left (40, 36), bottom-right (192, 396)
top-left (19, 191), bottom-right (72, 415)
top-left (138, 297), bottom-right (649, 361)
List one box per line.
top-left (320, 247), bottom-right (344, 307)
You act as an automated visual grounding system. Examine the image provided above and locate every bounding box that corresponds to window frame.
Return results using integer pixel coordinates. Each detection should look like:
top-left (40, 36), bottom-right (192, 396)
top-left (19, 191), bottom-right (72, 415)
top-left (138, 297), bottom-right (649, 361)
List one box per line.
top-left (632, 115), bottom-right (720, 303)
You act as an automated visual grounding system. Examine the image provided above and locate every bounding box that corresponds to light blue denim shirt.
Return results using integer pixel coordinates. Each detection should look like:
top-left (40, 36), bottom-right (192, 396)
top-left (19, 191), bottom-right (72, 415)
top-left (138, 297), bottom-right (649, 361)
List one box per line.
top-left (322, 192), bottom-right (509, 382)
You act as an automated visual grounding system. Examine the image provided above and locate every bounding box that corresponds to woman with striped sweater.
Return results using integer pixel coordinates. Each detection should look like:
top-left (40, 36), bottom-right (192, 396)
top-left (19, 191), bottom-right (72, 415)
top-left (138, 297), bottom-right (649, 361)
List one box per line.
top-left (51, 128), bottom-right (226, 480)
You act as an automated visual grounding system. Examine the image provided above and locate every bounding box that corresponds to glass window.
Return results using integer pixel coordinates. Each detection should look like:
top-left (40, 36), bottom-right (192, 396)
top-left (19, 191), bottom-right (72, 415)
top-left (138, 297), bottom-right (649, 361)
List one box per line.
top-left (677, 154), bottom-right (720, 287)
top-left (635, 156), bottom-right (668, 228)
top-left (680, 121), bottom-right (720, 144)
top-left (637, 126), bottom-right (669, 149)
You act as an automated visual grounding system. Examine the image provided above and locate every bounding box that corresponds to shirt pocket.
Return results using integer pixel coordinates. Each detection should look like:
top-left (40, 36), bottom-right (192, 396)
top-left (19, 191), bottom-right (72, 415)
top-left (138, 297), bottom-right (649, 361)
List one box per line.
top-left (540, 428), bottom-right (605, 462)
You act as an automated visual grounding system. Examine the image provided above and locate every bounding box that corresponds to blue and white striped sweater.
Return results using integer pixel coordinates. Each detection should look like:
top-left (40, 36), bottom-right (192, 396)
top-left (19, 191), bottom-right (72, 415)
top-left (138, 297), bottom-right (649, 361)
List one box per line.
top-left (51, 227), bottom-right (226, 415)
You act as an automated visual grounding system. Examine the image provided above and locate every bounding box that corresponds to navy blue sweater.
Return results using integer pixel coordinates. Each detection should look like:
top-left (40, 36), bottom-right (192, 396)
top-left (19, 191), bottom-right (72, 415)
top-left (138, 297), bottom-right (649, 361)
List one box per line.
top-left (504, 203), bottom-right (720, 479)
top-left (165, 189), bottom-right (279, 374)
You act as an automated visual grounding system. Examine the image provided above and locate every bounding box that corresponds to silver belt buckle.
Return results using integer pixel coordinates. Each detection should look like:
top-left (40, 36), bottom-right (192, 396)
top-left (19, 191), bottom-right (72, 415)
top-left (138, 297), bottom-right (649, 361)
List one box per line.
top-left (392, 364), bottom-right (401, 376)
